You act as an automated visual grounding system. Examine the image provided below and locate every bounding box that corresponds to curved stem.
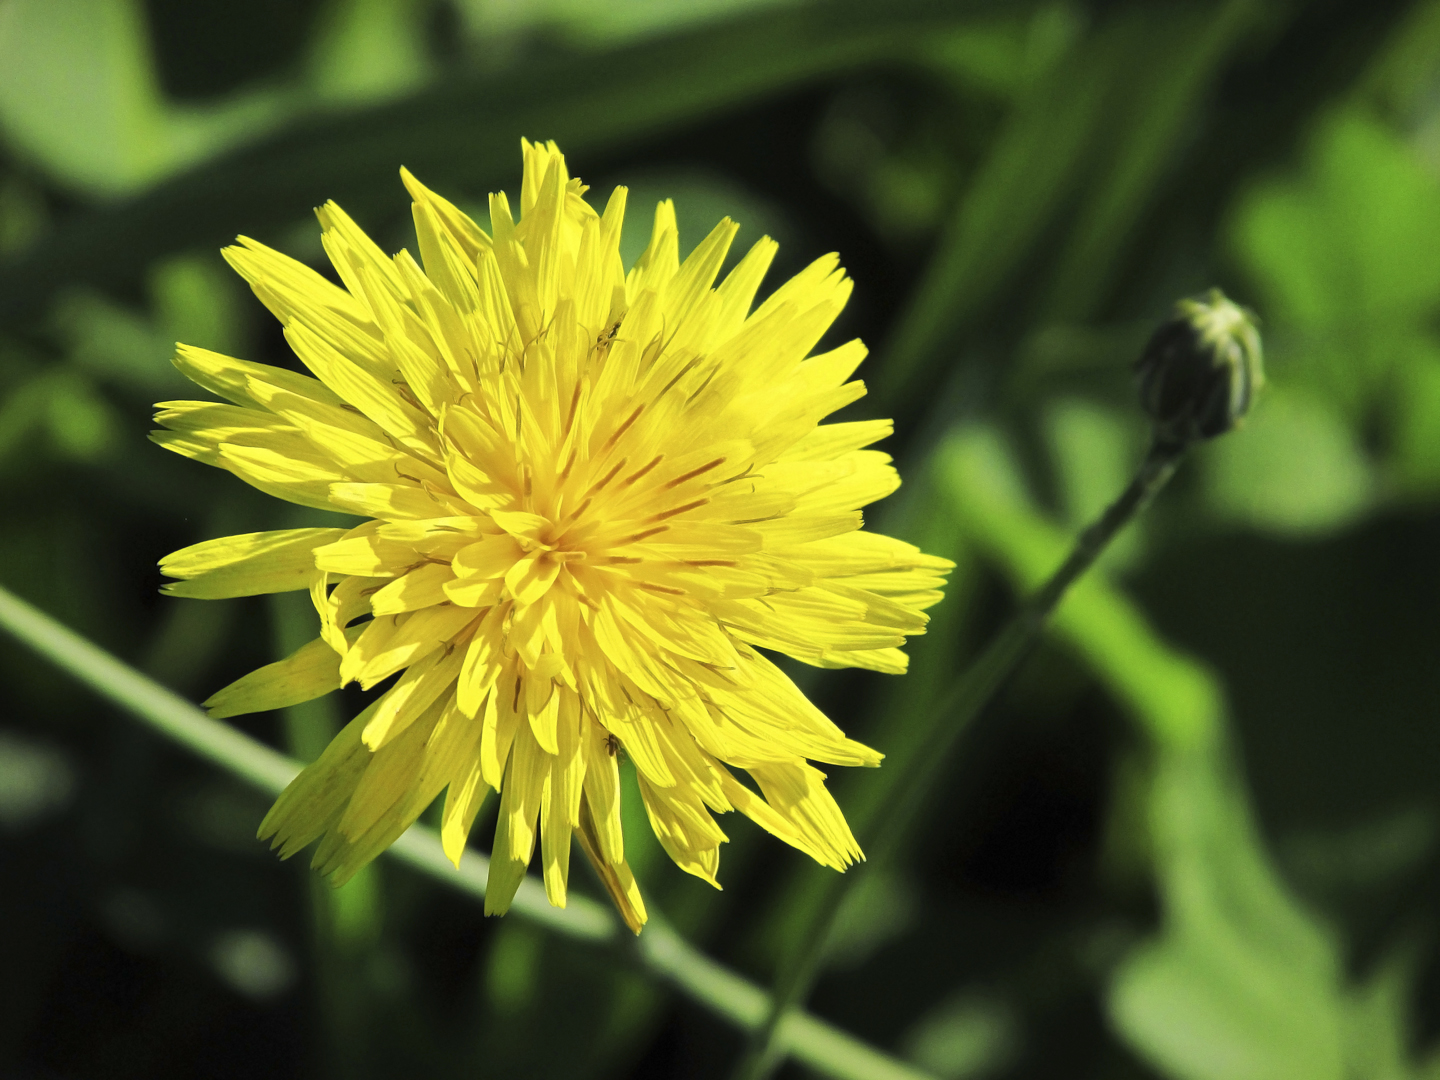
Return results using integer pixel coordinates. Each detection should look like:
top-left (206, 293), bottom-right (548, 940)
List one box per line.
top-left (730, 439), bottom-right (1188, 1080)
top-left (0, 584), bottom-right (936, 1080)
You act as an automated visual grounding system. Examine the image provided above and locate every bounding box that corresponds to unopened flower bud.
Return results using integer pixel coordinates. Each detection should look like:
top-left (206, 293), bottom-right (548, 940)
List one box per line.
top-left (1135, 288), bottom-right (1263, 447)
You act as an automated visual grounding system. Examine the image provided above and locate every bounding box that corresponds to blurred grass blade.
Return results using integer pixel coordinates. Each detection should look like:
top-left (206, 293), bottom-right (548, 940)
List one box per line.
top-left (877, 0), bottom-right (1262, 410)
top-left (0, 579), bottom-right (298, 793)
top-left (0, 582), bottom-right (939, 1080)
top-left (0, 0), bottom-right (1005, 328)
top-left (1036, 0), bottom-right (1259, 322)
top-left (877, 14), bottom-right (1107, 406)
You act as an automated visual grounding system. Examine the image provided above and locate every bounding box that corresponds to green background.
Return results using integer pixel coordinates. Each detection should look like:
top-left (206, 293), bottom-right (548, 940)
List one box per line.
top-left (3, 0), bottom-right (1440, 1077)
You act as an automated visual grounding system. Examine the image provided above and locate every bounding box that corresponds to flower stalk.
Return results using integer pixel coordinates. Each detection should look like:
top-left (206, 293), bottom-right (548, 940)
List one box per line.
top-left (0, 582), bottom-right (938, 1080)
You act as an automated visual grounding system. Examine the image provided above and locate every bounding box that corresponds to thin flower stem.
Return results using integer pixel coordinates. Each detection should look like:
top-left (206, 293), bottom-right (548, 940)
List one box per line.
top-left (731, 438), bottom-right (1188, 1080)
top-left (0, 584), bottom-right (938, 1080)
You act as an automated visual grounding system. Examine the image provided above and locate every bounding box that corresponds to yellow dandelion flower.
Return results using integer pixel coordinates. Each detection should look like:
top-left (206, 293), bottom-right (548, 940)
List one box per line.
top-left (154, 140), bottom-right (951, 932)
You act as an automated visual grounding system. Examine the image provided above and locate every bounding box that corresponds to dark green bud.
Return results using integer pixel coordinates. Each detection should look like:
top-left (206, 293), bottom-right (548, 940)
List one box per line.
top-left (1135, 288), bottom-right (1263, 448)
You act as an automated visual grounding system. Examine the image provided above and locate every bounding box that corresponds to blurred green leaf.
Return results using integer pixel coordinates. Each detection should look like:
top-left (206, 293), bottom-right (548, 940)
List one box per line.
top-left (1391, 341), bottom-right (1440, 496)
top-left (0, 0), bottom-right (293, 198)
top-left (308, 0), bottom-right (432, 104)
top-left (150, 253), bottom-right (244, 357)
top-left (1343, 952), bottom-right (1417, 1080)
top-left (0, 371), bottom-right (51, 465)
top-left (937, 425), bottom-right (1218, 750)
top-left (810, 85), bottom-right (962, 244)
top-left (1200, 385), bottom-right (1374, 536)
top-left (935, 426), bottom-right (1352, 1080)
top-left (878, 14), bottom-right (1099, 403)
top-left (1357, 0), bottom-right (1440, 125)
top-left (456, 0), bottom-right (803, 49)
top-left (1230, 109), bottom-right (1440, 428)
top-left (0, 174), bottom-right (45, 254)
top-left (0, 729), bottom-right (75, 830)
top-left (1280, 809), bottom-right (1437, 914)
top-left (0, 0), bottom-right (1002, 328)
top-left (1037, 0), bottom-right (1262, 323)
top-left (825, 869), bottom-right (918, 971)
top-left (899, 992), bottom-right (1017, 1080)
top-left (1218, 9), bottom-right (1440, 520)
top-left (1235, 111), bottom-right (1440, 329)
top-left (51, 289), bottom-right (179, 393)
top-left (0, 367), bottom-right (119, 464)
top-left (0, 0), bottom-right (170, 195)
top-left (139, 586), bottom-right (235, 695)
top-left (1111, 748), bottom-right (1346, 1080)
top-left (487, 921), bottom-right (544, 1014)
top-left (48, 252), bottom-right (239, 396)
top-left (1042, 396), bottom-right (1146, 569)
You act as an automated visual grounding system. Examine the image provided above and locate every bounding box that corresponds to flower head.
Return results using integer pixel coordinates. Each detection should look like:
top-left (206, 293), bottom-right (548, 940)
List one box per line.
top-left (1136, 288), bottom-right (1264, 447)
top-left (155, 141), bottom-right (951, 931)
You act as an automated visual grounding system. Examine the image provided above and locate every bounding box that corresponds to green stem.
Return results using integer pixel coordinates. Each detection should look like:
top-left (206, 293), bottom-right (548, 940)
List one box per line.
top-left (0, 587), bottom-right (298, 794)
top-left (0, 583), bottom-right (937, 1080)
top-left (731, 439), bottom-right (1188, 1080)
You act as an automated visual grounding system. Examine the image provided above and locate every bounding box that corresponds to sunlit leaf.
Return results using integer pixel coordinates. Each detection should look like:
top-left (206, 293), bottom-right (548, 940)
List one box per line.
top-left (0, 0), bottom-right (293, 198)
top-left (1233, 111), bottom-right (1440, 328)
top-left (936, 426), bottom-right (1349, 1080)
top-left (308, 0), bottom-right (431, 104)
top-left (1199, 384), bottom-right (1373, 536)
top-left (0, 0), bottom-right (169, 195)
top-left (1230, 110), bottom-right (1440, 417)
